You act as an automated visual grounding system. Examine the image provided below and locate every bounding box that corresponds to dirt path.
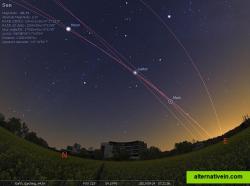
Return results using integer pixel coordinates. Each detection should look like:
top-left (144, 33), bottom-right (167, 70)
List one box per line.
top-left (96, 163), bottom-right (105, 186)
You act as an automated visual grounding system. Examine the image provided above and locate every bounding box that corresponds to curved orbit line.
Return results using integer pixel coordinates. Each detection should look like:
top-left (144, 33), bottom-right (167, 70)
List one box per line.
top-left (10, 0), bottom-right (211, 139)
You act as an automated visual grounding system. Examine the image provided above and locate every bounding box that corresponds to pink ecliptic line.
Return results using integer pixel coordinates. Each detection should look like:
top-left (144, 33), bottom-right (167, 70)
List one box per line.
top-left (52, 0), bottom-right (210, 138)
top-left (138, 78), bottom-right (197, 139)
top-left (139, 0), bottom-right (222, 134)
top-left (15, 0), bottom-right (211, 138)
top-left (53, 0), bottom-right (123, 64)
top-left (11, 0), bottom-right (211, 138)
top-left (54, 0), bottom-right (138, 74)
top-left (17, 0), bottom-right (133, 73)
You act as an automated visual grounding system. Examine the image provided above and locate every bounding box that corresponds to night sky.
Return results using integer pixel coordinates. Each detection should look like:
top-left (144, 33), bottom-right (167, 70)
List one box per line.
top-left (0, 0), bottom-right (250, 150)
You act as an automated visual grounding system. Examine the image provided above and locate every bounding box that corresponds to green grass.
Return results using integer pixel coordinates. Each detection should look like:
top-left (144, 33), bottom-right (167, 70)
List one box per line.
top-left (101, 127), bottom-right (250, 184)
top-left (0, 127), bottom-right (103, 180)
top-left (1, 126), bottom-right (250, 185)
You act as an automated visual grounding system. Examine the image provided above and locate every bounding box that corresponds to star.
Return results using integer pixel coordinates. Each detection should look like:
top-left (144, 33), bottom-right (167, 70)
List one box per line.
top-left (133, 70), bottom-right (138, 75)
top-left (167, 14), bottom-right (172, 19)
top-left (66, 26), bottom-right (71, 32)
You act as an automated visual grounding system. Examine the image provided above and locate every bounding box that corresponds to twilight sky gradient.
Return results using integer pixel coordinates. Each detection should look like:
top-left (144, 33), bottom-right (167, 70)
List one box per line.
top-left (0, 0), bottom-right (249, 150)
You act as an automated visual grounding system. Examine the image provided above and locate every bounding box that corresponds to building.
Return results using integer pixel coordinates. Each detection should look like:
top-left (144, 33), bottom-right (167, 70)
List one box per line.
top-left (66, 143), bottom-right (81, 154)
top-left (101, 141), bottom-right (147, 160)
top-left (101, 142), bottom-right (114, 159)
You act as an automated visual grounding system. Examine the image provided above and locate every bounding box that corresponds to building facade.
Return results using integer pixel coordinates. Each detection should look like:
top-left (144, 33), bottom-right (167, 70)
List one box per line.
top-left (66, 143), bottom-right (81, 154)
top-left (101, 141), bottom-right (147, 159)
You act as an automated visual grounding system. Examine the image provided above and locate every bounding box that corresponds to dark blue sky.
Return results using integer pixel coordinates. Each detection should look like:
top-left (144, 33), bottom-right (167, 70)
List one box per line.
top-left (1, 0), bottom-right (250, 150)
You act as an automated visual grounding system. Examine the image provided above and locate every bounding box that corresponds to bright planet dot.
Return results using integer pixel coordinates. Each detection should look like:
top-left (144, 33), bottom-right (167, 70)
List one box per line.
top-left (66, 26), bottom-right (71, 32)
top-left (133, 70), bottom-right (138, 75)
top-left (167, 14), bottom-right (172, 19)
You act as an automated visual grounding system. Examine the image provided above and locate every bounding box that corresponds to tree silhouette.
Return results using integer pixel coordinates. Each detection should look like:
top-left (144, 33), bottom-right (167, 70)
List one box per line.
top-left (25, 132), bottom-right (48, 147)
top-left (174, 141), bottom-right (193, 153)
top-left (140, 146), bottom-right (162, 159)
top-left (0, 113), bottom-right (5, 122)
top-left (20, 122), bottom-right (29, 137)
top-left (6, 117), bottom-right (22, 134)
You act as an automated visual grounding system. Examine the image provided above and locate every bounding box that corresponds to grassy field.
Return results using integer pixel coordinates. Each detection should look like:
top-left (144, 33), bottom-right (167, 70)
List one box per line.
top-left (0, 127), bottom-right (103, 181)
top-left (0, 126), bottom-right (250, 185)
top-left (101, 126), bottom-right (250, 185)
